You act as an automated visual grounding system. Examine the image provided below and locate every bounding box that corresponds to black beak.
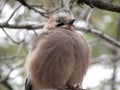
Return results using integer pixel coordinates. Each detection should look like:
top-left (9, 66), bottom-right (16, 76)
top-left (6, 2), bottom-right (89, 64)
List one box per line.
top-left (64, 19), bottom-right (75, 25)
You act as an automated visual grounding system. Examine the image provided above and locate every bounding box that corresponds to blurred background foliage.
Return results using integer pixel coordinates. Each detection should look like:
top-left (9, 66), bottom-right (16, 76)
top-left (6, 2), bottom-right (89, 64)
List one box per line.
top-left (0, 0), bottom-right (120, 90)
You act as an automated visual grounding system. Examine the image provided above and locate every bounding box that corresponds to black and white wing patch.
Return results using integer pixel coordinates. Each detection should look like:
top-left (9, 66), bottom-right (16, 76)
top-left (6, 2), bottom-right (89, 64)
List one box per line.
top-left (25, 78), bottom-right (32, 90)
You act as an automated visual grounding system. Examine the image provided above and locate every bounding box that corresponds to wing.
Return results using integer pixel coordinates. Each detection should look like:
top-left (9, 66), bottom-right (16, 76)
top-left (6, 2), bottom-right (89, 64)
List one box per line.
top-left (25, 78), bottom-right (32, 90)
top-left (67, 31), bottom-right (90, 86)
top-left (25, 29), bottom-right (75, 88)
top-left (25, 29), bottom-right (89, 89)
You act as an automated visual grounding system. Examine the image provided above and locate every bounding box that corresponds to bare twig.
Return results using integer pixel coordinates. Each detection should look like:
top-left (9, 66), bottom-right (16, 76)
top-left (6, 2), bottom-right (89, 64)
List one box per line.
top-left (86, 8), bottom-right (95, 27)
top-left (0, 55), bottom-right (25, 60)
top-left (32, 29), bottom-right (38, 36)
top-left (111, 60), bottom-right (117, 90)
top-left (3, 81), bottom-right (13, 90)
top-left (77, 0), bottom-right (120, 13)
top-left (116, 17), bottom-right (120, 41)
top-left (0, 22), bottom-right (120, 48)
top-left (16, 0), bottom-right (64, 16)
top-left (0, 60), bottom-right (24, 83)
top-left (38, 0), bottom-right (64, 14)
top-left (0, 0), bottom-right (9, 13)
top-left (0, 23), bottom-right (45, 29)
top-left (6, 5), bottom-right (22, 23)
top-left (16, 0), bottom-right (48, 18)
top-left (66, 0), bottom-right (72, 10)
top-left (1, 27), bottom-right (24, 44)
top-left (75, 26), bottom-right (120, 48)
top-left (16, 42), bottom-right (25, 55)
top-left (30, 5), bottom-right (43, 8)
top-left (29, 7), bottom-right (48, 18)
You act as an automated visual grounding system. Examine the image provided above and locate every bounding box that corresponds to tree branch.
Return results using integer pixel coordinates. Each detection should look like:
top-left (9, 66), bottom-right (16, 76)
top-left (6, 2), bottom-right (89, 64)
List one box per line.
top-left (75, 26), bottom-right (120, 48)
top-left (6, 5), bottom-right (22, 23)
top-left (15, 0), bottom-right (48, 18)
top-left (3, 81), bottom-right (13, 90)
top-left (77, 0), bottom-right (120, 13)
top-left (0, 60), bottom-right (24, 84)
top-left (1, 27), bottom-right (24, 44)
top-left (0, 22), bottom-right (120, 48)
top-left (0, 23), bottom-right (44, 30)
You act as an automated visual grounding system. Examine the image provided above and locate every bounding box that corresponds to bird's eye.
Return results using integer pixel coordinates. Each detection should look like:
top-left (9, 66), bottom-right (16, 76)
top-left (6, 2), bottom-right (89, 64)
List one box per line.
top-left (56, 17), bottom-right (63, 23)
top-left (56, 19), bottom-right (61, 23)
top-left (55, 17), bottom-right (65, 27)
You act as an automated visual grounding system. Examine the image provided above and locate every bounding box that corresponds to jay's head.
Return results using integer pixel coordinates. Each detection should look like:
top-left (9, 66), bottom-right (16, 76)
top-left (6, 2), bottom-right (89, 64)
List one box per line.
top-left (44, 9), bottom-right (75, 30)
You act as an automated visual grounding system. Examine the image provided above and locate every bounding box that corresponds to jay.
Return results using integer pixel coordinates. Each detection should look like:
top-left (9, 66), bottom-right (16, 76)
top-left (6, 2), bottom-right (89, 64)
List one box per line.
top-left (25, 9), bottom-right (90, 90)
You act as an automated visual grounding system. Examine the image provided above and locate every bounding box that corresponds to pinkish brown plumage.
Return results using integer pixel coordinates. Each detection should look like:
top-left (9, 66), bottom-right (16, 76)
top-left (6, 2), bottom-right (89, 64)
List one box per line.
top-left (25, 9), bottom-right (90, 90)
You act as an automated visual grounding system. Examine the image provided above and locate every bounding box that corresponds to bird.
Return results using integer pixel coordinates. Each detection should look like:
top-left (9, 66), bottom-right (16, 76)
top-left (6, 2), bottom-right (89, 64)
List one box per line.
top-left (25, 9), bottom-right (90, 90)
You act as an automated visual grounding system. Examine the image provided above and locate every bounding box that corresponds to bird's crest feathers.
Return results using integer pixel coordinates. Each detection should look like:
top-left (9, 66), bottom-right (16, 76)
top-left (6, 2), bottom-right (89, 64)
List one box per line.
top-left (43, 9), bottom-right (75, 30)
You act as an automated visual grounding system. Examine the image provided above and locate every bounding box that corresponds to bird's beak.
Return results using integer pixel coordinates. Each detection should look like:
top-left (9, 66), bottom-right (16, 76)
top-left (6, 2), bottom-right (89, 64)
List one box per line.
top-left (64, 19), bottom-right (75, 25)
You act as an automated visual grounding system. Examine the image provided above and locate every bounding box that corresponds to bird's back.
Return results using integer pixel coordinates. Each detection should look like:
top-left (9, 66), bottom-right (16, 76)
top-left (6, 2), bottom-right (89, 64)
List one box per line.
top-left (25, 28), bottom-right (89, 89)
